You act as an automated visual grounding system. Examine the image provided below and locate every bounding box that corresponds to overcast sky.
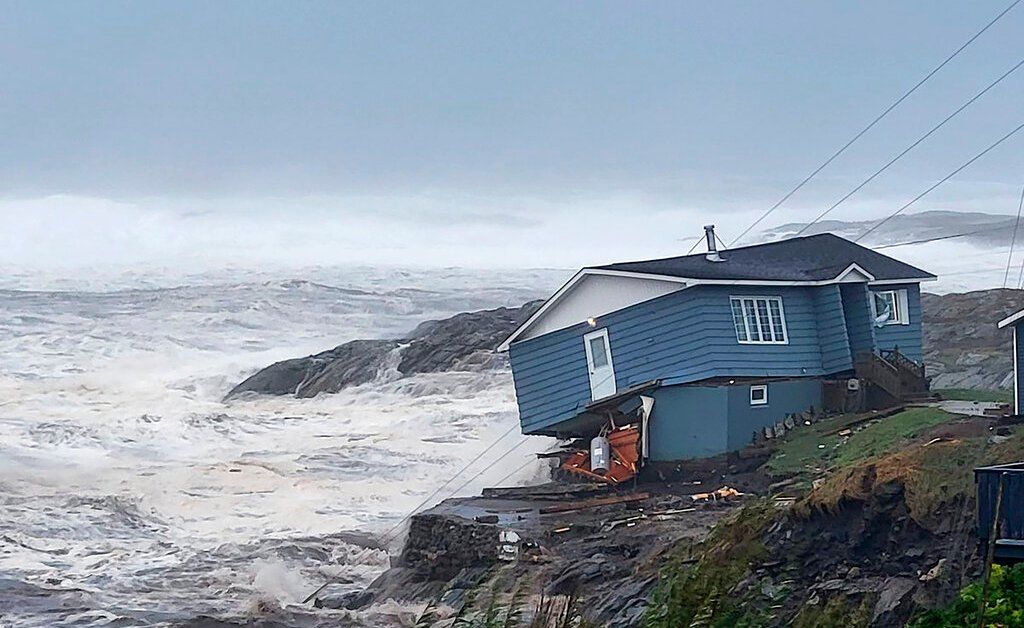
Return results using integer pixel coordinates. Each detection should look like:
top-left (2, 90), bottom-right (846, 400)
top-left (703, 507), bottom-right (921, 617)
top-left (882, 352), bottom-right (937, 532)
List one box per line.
top-left (2, 1), bottom-right (1024, 270)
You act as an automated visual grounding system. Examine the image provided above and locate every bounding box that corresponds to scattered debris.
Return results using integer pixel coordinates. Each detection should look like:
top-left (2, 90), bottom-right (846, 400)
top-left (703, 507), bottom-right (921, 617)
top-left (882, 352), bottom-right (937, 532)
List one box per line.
top-left (539, 492), bottom-right (650, 515)
top-left (497, 530), bottom-right (521, 561)
top-left (561, 426), bottom-right (640, 484)
top-left (690, 486), bottom-right (743, 503)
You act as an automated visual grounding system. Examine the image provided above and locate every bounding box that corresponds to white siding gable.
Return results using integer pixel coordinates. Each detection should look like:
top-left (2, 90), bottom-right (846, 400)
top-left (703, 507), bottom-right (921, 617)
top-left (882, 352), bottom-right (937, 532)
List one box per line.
top-left (518, 274), bottom-right (686, 341)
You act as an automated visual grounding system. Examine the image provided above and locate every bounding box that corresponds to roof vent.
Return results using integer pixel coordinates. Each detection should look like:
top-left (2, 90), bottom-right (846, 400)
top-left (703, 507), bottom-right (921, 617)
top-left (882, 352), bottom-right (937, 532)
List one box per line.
top-left (704, 225), bottom-right (724, 262)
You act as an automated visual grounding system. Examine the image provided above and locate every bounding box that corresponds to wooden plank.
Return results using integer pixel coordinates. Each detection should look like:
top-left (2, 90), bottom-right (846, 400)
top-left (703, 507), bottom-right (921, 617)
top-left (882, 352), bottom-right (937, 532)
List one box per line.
top-left (539, 492), bottom-right (650, 514)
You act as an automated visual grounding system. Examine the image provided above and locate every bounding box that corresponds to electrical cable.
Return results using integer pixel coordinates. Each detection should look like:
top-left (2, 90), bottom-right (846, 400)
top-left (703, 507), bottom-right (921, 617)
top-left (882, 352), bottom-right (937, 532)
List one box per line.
top-left (855, 120), bottom-right (1024, 242)
top-left (728, 0), bottom-right (1021, 246)
top-left (796, 57), bottom-right (1024, 236)
top-left (1004, 185), bottom-right (1024, 287)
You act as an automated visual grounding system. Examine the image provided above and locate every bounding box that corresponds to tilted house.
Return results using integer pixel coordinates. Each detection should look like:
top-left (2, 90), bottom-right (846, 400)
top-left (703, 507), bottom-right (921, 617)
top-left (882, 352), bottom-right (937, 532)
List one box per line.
top-left (498, 229), bottom-right (936, 461)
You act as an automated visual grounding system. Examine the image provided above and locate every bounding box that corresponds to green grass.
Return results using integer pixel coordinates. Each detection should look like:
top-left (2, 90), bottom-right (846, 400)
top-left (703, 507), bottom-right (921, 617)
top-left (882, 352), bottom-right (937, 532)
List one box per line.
top-left (910, 563), bottom-right (1024, 627)
top-left (935, 388), bottom-right (1013, 403)
top-left (832, 407), bottom-right (955, 467)
top-left (766, 408), bottom-right (956, 480)
top-left (644, 501), bottom-right (776, 628)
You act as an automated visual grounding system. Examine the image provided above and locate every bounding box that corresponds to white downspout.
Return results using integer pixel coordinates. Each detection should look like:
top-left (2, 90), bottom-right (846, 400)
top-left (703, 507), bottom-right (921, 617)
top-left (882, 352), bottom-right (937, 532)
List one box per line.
top-left (640, 395), bottom-right (655, 460)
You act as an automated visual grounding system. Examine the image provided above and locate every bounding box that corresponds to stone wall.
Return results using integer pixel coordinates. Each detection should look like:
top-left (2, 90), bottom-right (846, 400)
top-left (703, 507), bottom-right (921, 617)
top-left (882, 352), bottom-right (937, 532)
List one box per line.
top-left (399, 513), bottom-right (501, 580)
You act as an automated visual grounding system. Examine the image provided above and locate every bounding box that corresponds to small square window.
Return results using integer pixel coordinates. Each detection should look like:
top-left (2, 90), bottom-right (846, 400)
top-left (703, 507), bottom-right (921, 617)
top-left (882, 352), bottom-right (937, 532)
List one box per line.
top-left (750, 385), bottom-right (768, 406)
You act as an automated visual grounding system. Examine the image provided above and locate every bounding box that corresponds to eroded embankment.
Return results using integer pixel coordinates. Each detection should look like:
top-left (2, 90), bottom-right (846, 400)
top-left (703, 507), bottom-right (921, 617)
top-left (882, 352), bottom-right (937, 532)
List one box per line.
top-left (333, 407), bottom-right (1024, 627)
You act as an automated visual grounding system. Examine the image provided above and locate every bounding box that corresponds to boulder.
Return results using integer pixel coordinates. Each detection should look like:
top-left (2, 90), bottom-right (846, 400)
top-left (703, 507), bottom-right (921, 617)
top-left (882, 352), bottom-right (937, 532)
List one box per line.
top-left (227, 301), bottom-right (543, 399)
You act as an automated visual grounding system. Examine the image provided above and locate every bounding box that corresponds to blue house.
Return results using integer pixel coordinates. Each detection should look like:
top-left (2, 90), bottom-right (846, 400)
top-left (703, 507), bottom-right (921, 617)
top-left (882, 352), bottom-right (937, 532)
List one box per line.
top-left (998, 309), bottom-right (1024, 415)
top-left (498, 228), bottom-right (936, 461)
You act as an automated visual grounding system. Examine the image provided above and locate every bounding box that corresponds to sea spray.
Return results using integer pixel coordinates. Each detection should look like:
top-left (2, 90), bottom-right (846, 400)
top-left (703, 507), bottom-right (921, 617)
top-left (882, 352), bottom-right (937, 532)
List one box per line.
top-left (0, 266), bottom-right (561, 627)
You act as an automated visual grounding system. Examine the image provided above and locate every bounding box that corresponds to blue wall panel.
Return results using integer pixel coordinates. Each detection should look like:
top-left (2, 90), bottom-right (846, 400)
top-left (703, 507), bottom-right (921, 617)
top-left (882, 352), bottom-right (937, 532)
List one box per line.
top-left (725, 379), bottom-right (823, 451)
top-left (812, 285), bottom-right (853, 373)
top-left (510, 281), bottom-right (923, 435)
top-left (648, 385), bottom-right (728, 460)
top-left (840, 283), bottom-right (875, 358)
top-left (511, 284), bottom-right (836, 434)
top-left (645, 379), bottom-right (823, 461)
top-left (870, 283), bottom-right (923, 361)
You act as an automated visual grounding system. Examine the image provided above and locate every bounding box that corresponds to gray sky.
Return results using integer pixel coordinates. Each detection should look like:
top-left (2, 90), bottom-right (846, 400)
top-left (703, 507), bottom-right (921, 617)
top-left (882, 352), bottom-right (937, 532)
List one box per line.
top-left (2, 1), bottom-right (1024, 269)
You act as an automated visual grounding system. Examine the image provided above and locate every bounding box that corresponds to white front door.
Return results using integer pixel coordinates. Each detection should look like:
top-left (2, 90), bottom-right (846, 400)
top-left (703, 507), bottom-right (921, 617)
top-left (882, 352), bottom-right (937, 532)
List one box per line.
top-left (584, 328), bottom-right (616, 400)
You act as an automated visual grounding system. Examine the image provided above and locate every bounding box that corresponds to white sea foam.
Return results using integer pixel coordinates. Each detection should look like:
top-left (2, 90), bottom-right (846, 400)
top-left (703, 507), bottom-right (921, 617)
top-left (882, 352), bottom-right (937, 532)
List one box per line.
top-left (0, 266), bottom-right (560, 627)
top-left (0, 241), bottom-right (996, 626)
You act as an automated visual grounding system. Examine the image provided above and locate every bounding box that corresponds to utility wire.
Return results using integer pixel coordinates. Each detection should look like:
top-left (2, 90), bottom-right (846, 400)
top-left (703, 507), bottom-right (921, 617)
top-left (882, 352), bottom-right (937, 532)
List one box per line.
top-left (729, 0), bottom-right (1021, 246)
top-left (1004, 185), bottom-right (1024, 287)
top-left (302, 426), bottom-right (532, 604)
top-left (855, 120), bottom-right (1024, 242)
top-left (1017, 217), bottom-right (1024, 288)
top-left (376, 422), bottom-right (520, 542)
top-left (685, 232), bottom-right (705, 255)
top-left (797, 57), bottom-right (1024, 236)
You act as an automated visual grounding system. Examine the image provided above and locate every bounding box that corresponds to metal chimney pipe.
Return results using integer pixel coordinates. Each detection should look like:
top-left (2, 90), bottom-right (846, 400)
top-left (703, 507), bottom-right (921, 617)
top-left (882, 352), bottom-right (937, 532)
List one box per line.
top-left (704, 225), bottom-right (722, 262)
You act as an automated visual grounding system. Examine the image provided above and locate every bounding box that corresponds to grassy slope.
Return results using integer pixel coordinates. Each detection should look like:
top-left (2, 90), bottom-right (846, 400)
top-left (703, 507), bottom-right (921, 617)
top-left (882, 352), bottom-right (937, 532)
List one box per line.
top-left (766, 407), bottom-right (955, 482)
top-left (646, 407), bottom-right (1024, 627)
top-left (935, 388), bottom-right (1013, 403)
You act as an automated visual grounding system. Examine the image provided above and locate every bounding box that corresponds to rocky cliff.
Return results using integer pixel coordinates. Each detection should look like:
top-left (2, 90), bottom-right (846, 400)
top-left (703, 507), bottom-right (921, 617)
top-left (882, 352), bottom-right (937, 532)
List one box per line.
top-left (921, 288), bottom-right (1024, 390)
top-left (226, 301), bottom-right (542, 398)
top-left (230, 288), bottom-right (1024, 399)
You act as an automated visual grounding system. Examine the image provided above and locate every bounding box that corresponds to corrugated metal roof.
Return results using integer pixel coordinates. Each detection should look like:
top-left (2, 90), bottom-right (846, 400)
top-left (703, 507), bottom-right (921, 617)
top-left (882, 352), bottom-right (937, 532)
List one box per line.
top-left (593, 233), bottom-right (935, 282)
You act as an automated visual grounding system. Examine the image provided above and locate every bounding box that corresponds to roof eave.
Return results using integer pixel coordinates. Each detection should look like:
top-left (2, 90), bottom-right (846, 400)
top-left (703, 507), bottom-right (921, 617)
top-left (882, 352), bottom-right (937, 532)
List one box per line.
top-left (998, 308), bottom-right (1024, 329)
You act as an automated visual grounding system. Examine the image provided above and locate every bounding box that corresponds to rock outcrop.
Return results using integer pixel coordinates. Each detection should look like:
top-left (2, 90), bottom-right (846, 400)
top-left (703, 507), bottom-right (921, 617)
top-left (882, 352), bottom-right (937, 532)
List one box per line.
top-left (227, 301), bottom-right (542, 398)
top-left (229, 286), bottom-right (1024, 399)
top-left (922, 288), bottom-right (1024, 389)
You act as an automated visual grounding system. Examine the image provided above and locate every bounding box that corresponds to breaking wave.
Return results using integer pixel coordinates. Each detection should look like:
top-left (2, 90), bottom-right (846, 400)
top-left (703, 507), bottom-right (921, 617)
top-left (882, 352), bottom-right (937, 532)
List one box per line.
top-left (0, 266), bottom-right (561, 627)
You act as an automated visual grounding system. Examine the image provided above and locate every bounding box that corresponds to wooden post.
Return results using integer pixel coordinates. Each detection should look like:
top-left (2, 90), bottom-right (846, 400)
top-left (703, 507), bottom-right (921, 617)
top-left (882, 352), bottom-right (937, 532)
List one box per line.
top-left (977, 472), bottom-right (1007, 628)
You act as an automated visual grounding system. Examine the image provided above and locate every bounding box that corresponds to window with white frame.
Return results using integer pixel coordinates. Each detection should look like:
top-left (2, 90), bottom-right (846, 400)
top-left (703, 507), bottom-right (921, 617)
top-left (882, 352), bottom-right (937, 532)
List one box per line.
top-left (730, 296), bottom-right (788, 344)
top-left (750, 384), bottom-right (768, 406)
top-left (871, 289), bottom-right (910, 326)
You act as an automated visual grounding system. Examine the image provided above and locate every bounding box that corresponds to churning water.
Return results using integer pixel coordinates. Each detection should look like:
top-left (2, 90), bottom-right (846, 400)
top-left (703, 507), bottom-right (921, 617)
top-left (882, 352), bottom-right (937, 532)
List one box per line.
top-left (0, 266), bottom-right (563, 627)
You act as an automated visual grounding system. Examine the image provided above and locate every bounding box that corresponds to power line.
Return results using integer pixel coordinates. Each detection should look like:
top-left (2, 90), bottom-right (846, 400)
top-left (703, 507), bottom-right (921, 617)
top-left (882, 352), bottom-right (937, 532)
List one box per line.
top-left (1004, 185), bottom-right (1024, 287)
top-left (303, 425), bottom-right (533, 604)
top-left (376, 422), bottom-right (521, 542)
top-left (729, 0), bottom-right (1021, 246)
top-left (797, 57), bottom-right (1024, 236)
top-left (855, 120), bottom-right (1024, 242)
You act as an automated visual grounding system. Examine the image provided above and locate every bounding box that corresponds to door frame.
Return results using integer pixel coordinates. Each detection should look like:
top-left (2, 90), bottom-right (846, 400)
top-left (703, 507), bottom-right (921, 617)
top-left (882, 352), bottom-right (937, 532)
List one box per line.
top-left (583, 327), bottom-right (617, 400)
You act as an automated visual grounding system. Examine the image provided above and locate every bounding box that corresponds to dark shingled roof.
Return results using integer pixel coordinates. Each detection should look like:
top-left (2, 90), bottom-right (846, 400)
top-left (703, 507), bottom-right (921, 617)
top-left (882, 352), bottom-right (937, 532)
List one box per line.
top-left (592, 233), bottom-right (935, 282)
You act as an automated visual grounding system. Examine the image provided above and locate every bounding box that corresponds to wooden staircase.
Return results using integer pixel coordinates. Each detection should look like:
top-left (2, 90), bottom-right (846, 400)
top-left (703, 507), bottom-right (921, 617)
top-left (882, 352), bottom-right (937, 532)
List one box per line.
top-left (854, 348), bottom-right (932, 403)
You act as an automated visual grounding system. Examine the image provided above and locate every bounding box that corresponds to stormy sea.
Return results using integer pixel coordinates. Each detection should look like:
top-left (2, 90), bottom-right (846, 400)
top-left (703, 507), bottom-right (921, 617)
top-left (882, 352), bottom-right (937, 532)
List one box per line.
top-left (0, 266), bottom-right (562, 627)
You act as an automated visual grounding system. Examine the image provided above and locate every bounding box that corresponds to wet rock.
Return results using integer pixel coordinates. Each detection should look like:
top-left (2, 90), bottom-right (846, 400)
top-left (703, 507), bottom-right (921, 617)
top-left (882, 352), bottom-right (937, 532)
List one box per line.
top-left (921, 289), bottom-right (1024, 391)
top-left (399, 514), bottom-right (503, 580)
top-left (871, 577), bottom-right (916, 624)
top-left (919, 558), bottom-right (947, 583)
top-left (227, 301), bottom-right (542, 399)
top-left (313, 586), bottom-right (373, 610)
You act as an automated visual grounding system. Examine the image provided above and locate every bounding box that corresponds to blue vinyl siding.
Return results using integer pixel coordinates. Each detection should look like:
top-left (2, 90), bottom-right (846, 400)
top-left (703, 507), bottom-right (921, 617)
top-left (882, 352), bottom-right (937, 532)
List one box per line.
top-left (510, 280), bottom-right (925, 435)
top-left (841, 283), bottom-right (875, 356)
top-left (812, 285), bottom-right (852, 373)
top-left (725, 379), bottom-right (822, 450)
top-left (646, 379), bottom-right (823, 460)
top-left (512, 285), bottom-right (829, 434)
top-left (870, 283), bottom-right (923, 361)
top-left (648, 385), bottom-right (728, 460)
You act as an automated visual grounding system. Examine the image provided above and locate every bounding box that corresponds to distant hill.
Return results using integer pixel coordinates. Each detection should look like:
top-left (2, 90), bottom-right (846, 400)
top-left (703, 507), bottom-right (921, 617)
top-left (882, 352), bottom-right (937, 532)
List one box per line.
top-left (759, 210), bottom-right (1016, 248)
